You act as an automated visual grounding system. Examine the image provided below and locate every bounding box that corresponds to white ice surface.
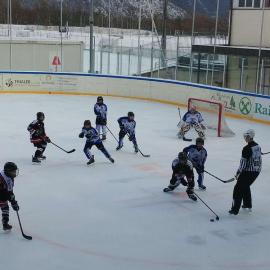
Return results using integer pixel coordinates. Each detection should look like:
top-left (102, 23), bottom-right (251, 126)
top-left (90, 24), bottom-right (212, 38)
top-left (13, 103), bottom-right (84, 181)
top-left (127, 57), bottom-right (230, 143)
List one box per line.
top-left (0, 94), bottom-right (270, 270)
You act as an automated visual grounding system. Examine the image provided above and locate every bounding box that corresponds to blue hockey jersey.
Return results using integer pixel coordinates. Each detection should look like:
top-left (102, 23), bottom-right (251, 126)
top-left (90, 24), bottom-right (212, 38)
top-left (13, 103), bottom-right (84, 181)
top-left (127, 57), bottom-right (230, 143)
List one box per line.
top-left (183, 145), bottom-right (207, 168)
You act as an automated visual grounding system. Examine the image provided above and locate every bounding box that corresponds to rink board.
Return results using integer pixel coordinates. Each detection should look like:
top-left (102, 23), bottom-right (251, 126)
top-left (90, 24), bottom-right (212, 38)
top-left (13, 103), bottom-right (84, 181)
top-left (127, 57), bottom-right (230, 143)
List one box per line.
top-left (0, 71), bottom-right (270, 124)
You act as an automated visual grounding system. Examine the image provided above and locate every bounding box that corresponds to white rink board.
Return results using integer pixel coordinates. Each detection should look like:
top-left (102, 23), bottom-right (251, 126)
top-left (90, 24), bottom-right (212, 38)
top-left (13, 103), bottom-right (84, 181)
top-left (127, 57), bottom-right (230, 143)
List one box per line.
top-left (1, 71), bottom-right (270, 124)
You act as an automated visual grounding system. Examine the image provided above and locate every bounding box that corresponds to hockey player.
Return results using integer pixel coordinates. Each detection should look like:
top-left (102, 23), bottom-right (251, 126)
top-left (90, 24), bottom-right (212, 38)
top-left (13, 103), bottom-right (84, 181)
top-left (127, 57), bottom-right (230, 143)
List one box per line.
top-left (94, 96), bottom-right (107, 141)
top-left (27, 112), bottom-right (51, 163)
top-left (163, 152), bottom-right (197, 201)
top-left (229, 129), bottom-right (262, 215)
top-left (183, 137), bottom-right (207, 190)
top-left (116, 112), bottom-right (138, 153)
top-left (0, 162), bottom-right (19, 231)
top-left (79, 120), bottom-right (114, 165)
top-left (177, 105), bottom-right (206, 141)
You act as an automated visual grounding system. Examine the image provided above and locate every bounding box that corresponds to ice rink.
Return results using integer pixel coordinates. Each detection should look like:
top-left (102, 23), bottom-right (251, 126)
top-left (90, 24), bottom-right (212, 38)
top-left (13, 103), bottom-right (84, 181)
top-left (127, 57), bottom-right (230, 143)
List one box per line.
top-left (1, 94), bottom-right (270, 270)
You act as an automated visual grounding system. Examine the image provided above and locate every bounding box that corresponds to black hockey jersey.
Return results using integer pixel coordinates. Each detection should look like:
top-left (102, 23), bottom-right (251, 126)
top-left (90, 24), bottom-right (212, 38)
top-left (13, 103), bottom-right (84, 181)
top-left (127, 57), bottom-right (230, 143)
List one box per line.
top-left (172, 158), bottom-right (194, 178)
top-left (27, 120), bottom-right (46, 143)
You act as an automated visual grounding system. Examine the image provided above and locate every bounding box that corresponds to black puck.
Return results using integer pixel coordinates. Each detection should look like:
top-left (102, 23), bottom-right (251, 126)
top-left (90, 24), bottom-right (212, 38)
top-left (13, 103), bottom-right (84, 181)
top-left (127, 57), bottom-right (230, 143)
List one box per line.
top-left (210, 219), bottom-right (215, 222)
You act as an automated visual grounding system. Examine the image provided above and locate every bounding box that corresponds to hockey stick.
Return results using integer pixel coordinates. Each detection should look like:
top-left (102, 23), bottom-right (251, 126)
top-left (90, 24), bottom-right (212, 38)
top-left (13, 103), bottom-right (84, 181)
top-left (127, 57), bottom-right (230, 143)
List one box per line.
top-left (194, 192), bottom-right (220, 221)
top-left (107, 126), bottom-right (150, 157)
top-left (126, 133), bottom-right (150, 158)
top-left (177, 107), bottom-right (182, 127)
top-left (106, 125), bottom-right (119, 144)
top-left (204, 170), bottom-right (235, 183)
top-left (262, 151), bottom-right (270, 155)
top-left (137, 148), bottom-right (150, 158)
top-left (16, 211), bottom-right (32, 240)
top-left (50, 141), bottom-right (76, 154)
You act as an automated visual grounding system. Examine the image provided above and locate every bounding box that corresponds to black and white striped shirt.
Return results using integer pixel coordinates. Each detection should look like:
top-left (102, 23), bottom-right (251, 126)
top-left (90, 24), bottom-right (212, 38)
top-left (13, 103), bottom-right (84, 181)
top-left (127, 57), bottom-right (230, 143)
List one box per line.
top-left (238, 141), bottom-right (262, 173)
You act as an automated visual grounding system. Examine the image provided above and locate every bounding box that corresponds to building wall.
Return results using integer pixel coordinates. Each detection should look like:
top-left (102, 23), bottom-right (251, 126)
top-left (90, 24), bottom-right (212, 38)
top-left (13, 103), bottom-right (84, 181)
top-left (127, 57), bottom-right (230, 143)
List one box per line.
top-left (0, 40), bottom-right (84, 72)
top-left (230, 9), bottom-right (270, 47)
top-left (226, 55), bottom-right (258, 91)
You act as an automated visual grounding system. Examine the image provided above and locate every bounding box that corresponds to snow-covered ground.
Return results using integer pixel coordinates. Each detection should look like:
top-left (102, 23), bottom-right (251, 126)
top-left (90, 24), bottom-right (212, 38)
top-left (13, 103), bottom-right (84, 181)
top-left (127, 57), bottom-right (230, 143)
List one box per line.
top-left (0, 94), bottom-right (269, 270)
top-left (0, 24), bottom-right (227, 49)
top-left (0, 24), bottom-right (227, 75)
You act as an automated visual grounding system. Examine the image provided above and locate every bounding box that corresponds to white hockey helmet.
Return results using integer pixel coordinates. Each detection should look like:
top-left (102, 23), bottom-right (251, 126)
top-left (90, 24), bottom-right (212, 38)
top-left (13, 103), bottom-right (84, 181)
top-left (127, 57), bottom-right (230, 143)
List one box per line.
top-left (243, 129), bottom-right (255, 140)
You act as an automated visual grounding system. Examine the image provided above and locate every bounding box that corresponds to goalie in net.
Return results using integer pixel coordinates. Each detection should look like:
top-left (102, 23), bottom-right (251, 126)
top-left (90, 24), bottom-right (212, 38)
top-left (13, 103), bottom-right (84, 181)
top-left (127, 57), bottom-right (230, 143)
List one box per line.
top-left (177, 104), bottom-right (206, 141)
top-left (177, 98), bottom-right (235, 140)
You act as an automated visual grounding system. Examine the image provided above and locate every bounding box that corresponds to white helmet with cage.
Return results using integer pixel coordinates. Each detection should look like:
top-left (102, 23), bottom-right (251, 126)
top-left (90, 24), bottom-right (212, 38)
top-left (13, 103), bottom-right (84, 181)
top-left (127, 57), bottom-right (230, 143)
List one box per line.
top-left (243, 129), bottom-right (255, 140)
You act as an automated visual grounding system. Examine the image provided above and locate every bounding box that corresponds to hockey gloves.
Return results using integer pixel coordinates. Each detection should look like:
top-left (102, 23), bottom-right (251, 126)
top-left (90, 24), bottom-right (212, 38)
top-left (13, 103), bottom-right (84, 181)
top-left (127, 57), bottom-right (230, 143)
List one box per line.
top-left (196, 165), bottom-right (204, 173)
top-left (42, 136), bottom-right (51, 143)
top-left (85, 134), bottom-right (92, 139)
top-left (10, 196), bottom-right (19, 211)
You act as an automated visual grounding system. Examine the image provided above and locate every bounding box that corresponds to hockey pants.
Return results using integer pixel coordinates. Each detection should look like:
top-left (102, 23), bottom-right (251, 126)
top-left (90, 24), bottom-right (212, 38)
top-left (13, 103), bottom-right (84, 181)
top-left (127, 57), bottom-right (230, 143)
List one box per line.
top-left (118, 130), bottom-right (138, 148)
top-left (33, 141), bottom-right (47, 158)
top-left (84, 141), bottom-right (110, 160)
top-left (169, 173), bottom-right (195, 194)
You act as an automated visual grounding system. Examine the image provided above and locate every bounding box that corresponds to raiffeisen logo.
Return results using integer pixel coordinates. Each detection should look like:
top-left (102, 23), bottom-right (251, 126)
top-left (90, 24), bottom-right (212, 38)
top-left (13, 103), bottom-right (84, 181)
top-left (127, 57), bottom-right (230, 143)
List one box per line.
top-left (239, 97), bottom-right (252, 115)
top-left (255, 103), bottom-right (270, 116)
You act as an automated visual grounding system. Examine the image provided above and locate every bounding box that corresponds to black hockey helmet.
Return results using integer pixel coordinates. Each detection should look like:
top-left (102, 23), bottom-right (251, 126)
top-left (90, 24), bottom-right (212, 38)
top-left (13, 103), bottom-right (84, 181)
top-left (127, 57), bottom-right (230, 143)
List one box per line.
top-left (196, 137), bottom-right (204, 145)
top-left (178, 152), bottom-right (188, 164)
top-left (97, 96), bottom-right (103, 103)
top-left (84, 120), bottom-right (91, 127)
top-left (4, 162), bottom-right (19, 178)
top-left (37, 112), bottom-right (45, 121)
top-left (128, 112), bottom-right (135, 118)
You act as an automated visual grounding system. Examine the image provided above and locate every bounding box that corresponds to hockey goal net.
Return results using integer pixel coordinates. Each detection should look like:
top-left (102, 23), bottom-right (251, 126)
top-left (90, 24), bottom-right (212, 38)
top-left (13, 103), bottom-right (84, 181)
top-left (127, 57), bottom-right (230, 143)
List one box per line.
top-left (188, 98), bottom-right (235, 137)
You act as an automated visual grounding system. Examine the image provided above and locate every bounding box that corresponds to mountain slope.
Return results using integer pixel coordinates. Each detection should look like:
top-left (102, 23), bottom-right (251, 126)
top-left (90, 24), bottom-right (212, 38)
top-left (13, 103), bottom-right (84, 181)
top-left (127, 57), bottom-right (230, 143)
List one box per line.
top-left (23, 0), bottom-right (230, 18)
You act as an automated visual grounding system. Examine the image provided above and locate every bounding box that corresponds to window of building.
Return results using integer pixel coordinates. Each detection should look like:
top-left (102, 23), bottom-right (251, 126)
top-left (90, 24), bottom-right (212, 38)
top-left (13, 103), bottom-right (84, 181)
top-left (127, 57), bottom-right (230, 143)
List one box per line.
top-left (254, 0), bottom-right (261, 7)
top-left (239, 0), bottom-right (246, 7)
top-left (246, 0), bottom-right (253, 6)
top-left (235, 0), bottom-right (262, 7)
top-left (235, 0), bottom-right (270, 8)
top-left (265, 0), bottom-right (270, 7)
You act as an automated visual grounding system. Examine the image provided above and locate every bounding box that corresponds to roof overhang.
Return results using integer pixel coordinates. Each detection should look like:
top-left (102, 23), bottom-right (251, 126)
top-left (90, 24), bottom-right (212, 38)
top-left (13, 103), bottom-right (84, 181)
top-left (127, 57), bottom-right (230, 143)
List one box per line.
top-left (192, 45), bottom-right (270, 57)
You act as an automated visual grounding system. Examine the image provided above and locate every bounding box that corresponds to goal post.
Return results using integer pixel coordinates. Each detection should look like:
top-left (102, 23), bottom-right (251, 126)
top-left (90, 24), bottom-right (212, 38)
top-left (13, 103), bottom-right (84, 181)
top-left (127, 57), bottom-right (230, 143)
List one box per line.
top-left (188, 98), bottom-right (235, 137)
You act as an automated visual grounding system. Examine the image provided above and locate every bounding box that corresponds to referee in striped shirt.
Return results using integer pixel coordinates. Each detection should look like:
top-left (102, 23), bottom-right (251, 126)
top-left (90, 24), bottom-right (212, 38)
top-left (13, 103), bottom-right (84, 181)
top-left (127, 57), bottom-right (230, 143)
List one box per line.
top-left (229, 129), bottom-right (262, 215)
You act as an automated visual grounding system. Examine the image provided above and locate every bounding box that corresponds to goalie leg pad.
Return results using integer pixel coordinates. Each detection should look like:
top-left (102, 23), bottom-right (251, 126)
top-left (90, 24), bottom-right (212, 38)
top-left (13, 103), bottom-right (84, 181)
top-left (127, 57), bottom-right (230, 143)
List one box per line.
top-left (178, 123), bottom-right (191, 138)
top-left (194, 123), bottom-right (205, 139)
